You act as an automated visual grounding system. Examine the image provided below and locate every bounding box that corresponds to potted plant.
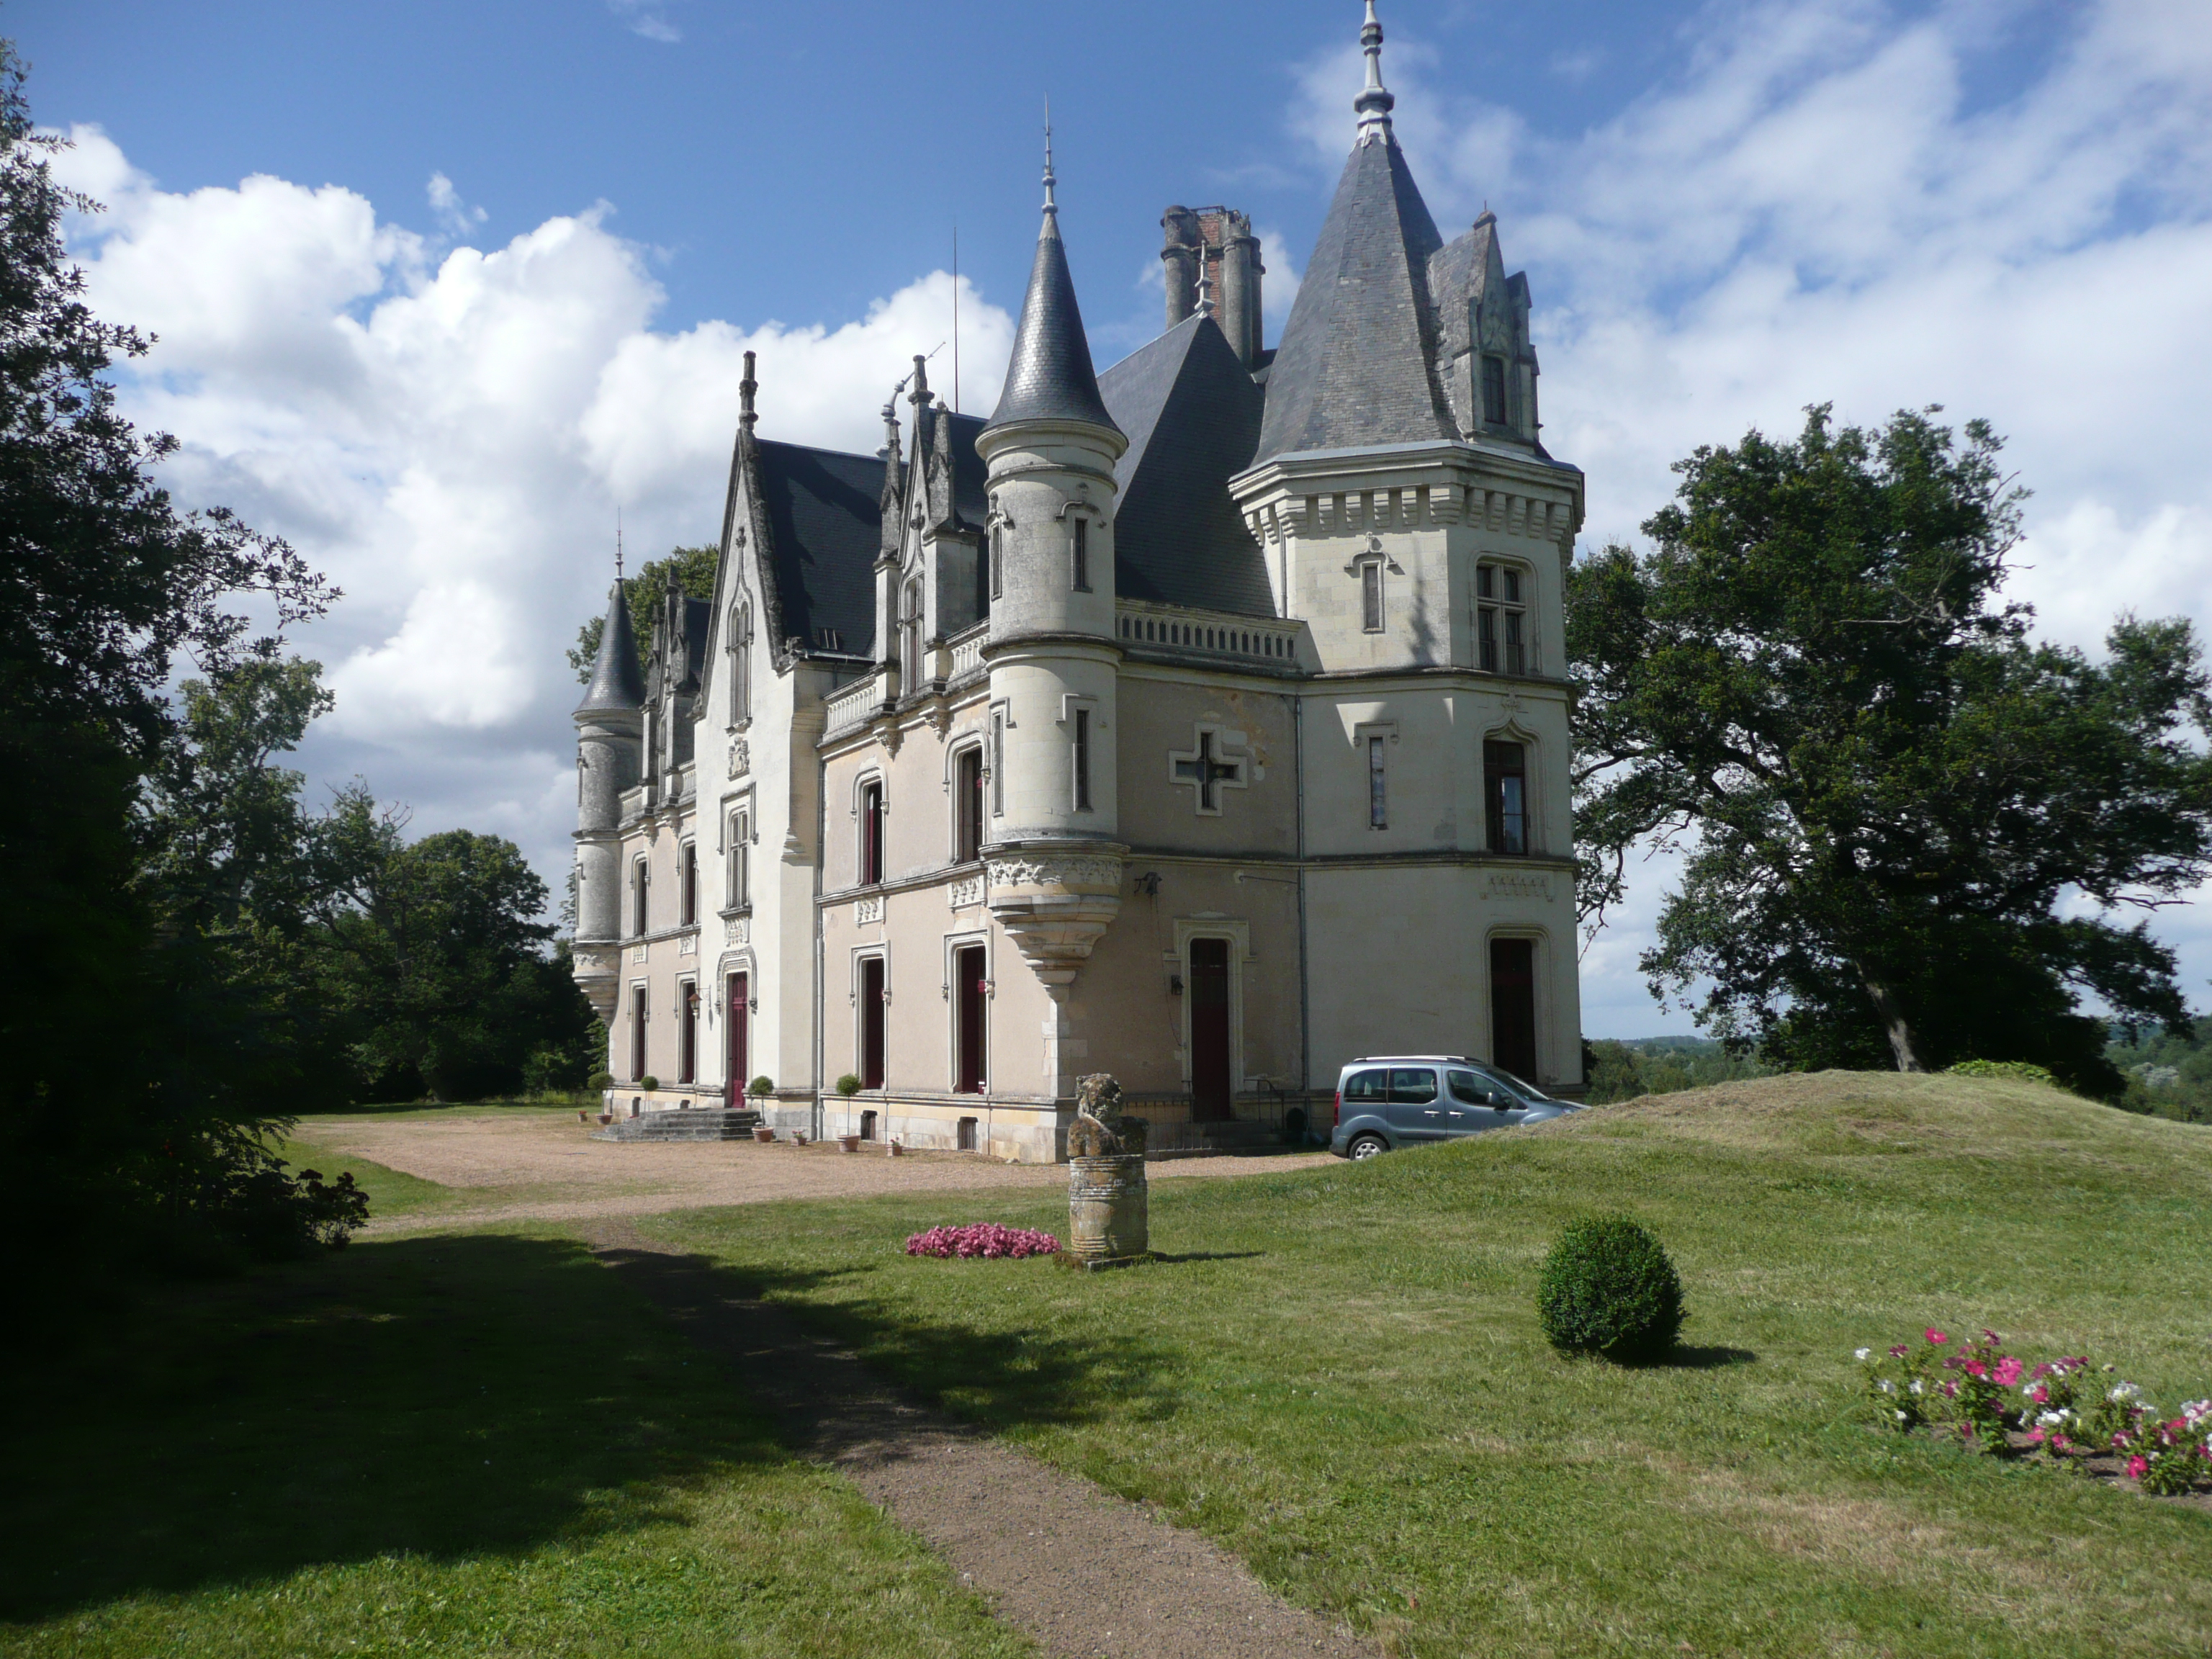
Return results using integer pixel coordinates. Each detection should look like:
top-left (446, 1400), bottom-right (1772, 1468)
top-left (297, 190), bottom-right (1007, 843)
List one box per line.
top-left (748, 1074), bottom-right (776, 1141)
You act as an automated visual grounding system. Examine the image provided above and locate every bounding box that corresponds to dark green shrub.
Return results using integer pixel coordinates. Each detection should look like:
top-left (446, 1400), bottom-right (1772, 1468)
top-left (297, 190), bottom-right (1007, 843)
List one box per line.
top-left (639, 1075), bottom-right (659, 1092)
top-left (1945, 1058), bottom-right (2062, 1088)
top-left (749, 1074), bottom-right (775, 1097)
top-left (1537, 1215), bottom-right (1684, 1362)
top-left (588, 1071), bottom-right (615, 1094)
top-left (835, 1074), bottom-right (863, 1097)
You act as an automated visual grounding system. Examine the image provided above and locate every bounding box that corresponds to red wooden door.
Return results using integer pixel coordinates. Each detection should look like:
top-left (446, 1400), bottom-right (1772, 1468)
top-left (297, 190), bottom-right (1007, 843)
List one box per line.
top-left (724, 973), bottom-right (748, 1109)
top-left (1490, 938), bottom-right (1538, 1083)
top-left (1190, 938), bottom-right (1232, 1120)
top-left (955, 946), bottom-right (986, 1094)
top-left (860, 957), bottom-right (886, 1089)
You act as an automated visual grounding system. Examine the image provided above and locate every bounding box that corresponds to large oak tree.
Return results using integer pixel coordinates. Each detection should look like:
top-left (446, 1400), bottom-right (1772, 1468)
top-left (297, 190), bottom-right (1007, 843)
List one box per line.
top-left (1568, 407), bottom-right (2212, 1097)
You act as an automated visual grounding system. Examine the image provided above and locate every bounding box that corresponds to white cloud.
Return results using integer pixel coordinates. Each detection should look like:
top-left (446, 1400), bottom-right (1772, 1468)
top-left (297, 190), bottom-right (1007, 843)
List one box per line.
top-left (426, 172), bottom-right (488, 238)
top-left (606, 0), bottom-right (680, 43)
top-left (1289, 0), bottom-right (2212, 1033)
top-left (50, 126), bottom-right (1014, 893)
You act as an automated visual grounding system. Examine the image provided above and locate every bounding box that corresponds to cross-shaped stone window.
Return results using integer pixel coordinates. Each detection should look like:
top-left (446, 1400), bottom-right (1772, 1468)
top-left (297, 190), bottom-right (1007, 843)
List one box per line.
top-left (1170, 729), bottom-right (1245, 816)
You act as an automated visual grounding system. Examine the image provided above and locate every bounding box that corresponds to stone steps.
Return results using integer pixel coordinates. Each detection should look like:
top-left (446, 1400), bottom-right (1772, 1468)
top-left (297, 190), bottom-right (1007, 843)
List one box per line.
top-left (595, 1107), bottom-right (764, 1143)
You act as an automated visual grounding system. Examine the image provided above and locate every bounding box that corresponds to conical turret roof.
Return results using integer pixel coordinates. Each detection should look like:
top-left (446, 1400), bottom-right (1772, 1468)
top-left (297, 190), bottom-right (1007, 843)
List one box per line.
top-left (984, 207), bottom-right (1121, 440)
top-left (575, 580), bottom-right (647, 715)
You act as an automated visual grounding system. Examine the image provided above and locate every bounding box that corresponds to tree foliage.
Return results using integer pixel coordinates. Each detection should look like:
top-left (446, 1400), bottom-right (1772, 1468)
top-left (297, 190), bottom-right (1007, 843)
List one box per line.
top-left (1568, 407), bottom-right (2212, 1097)
top-left (567, 544), bottom-right (719, 682)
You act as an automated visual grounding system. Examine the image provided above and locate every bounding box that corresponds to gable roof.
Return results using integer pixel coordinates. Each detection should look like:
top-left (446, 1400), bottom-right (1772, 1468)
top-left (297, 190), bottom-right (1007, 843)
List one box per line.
top-left (1098, 314), bottom-right (1275, 617)
top-left (747, 439), bottom-right (884, 656)
top-left (1252, 134), bottom-right (1456, 464)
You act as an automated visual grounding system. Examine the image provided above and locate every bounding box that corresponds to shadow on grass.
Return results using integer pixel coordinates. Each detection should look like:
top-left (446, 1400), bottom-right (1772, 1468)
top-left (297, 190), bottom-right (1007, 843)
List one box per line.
top-left (0, 1233), bottom-right (786, 1624)
top-left (1658, 1344), bottom-right (1760, 1370)
top-left (1146, 1250), bottom-right (1267, 1264)
top-left (599, 1242), bottom-right (1187, 1439)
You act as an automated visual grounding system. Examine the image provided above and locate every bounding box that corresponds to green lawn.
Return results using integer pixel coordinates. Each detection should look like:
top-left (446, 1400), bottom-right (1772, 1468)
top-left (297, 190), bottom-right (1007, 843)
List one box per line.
top-left (267, 1133), bottom-right (456, 1219)
top-left (640, 1071), bottom-right (2212, 1658)
top-left (0, 1229), bottom-right (1033, 1659)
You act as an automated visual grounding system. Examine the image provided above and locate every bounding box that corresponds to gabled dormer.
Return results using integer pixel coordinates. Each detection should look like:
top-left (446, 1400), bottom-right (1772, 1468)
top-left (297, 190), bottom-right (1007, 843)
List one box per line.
top-left (1430, 212), bottom-right (1541, 451)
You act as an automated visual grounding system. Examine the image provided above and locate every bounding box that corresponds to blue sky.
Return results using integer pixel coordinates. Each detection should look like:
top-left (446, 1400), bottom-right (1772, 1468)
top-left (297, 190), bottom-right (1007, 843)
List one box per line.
top-left (14, 0), bottom-right (2212, 1038)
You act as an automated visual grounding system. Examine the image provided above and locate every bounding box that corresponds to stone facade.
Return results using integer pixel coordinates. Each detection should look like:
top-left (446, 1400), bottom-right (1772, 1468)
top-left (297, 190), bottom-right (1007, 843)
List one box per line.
top-left (574, 6), bottom-right (1586, 1161)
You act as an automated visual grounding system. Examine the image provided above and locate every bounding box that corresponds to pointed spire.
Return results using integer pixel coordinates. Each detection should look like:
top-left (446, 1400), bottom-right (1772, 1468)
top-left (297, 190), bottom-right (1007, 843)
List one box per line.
top-left (1042, 99), bottom-right (1057, 216)
top-left (1355, 1), bottom-right (1396, 146)
top-left (983, 123), bottom-right (1123, 440)
top-left (576, 578), bottom-right (647, 715)
top-left (878, 393), bottom-right (905, 559)
top-left (909, 352), bottom-right (933, 412)
top-left (739, 349), bottom-right (758, 431)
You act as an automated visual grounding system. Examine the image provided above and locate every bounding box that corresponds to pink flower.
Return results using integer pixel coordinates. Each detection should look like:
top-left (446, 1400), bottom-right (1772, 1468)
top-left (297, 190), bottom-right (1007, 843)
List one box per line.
top-left (1995, 1358), bottom-right (2024, 1387)
top-left (2127, 1455), bottom-right (2149, 1480)
top-left (1964, 1359), bottom-right (1989, 1380)
top-left (1889, 1344), bottom-right (1909, 1359)
top-left (2030, 1385), bottom-right (2050, 1405)
top-left (1926, 1329), bottom-right (1948, 1345)
top-left (2027, 1426), bottom-right (2047, 1444)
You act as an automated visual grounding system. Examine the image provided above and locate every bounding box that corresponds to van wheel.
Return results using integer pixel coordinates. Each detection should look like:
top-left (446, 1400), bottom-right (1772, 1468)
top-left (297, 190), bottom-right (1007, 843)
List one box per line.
top-left (1347, 1133), bottom-right (1388, 1160)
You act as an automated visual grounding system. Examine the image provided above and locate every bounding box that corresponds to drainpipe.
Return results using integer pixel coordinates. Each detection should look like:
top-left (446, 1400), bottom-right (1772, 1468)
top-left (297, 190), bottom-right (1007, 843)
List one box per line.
top-left (812, 734), bottom-right (828, 1141)
top-left (1292, 689), bottom-right (1310, 1094)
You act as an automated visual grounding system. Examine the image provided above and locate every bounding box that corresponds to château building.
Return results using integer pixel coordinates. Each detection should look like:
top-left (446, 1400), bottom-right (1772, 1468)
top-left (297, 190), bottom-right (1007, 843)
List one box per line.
top-left (572, 4), bottom-right (1586, 1160)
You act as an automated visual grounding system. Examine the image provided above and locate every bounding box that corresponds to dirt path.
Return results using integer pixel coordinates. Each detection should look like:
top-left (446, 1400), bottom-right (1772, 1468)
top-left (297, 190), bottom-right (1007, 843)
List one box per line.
top-left (290, 1111), bottom-right (1330, 1234)
top-left (584, 1219), bottom-right (1372, 1659)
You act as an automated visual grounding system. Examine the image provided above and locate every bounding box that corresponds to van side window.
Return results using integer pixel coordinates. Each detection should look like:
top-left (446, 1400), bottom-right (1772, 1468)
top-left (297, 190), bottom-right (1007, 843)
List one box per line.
top-left (1344, 1068), bottom-right (1389, 1104)
top-left (1448, 1069), bottom-right (1499, 1105)
top-left (1388, 1067), bottom-right (1439, 1104)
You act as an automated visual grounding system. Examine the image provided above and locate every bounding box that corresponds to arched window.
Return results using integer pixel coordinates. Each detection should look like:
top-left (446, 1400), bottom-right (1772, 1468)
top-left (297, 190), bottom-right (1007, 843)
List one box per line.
top-left (901, 581), bottom-right (924, 697)
top-left (729, 602), bottom-right (751, 724)
top-left (1485, 739), bottom-right (1528, 854)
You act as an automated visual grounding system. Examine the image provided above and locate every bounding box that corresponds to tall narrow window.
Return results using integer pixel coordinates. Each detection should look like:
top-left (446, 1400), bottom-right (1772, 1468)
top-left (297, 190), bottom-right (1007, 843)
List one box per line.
top-left (860, 956), bottom-right (887, 1089)
top-left (1481, 355), bottom-right (1509, 426)
top-left (1361, 561), bottom-right (1383, 632)
top-left (954, 943), bottom-right (986, 1094)
top-left (631, 858), bottom-right (649, 938)
top-left (680, 842), bottom-right (698, 927)
top-left (678, 981), bottom-right (698, 1084)
top-left (989, 526), bottom-right (1003, 598)
top-left (1073, 708), bottom-right (1092, 811)
top-left (729, 811), bottom-right (750, 909)
top-left (901, 581), bottom-right (923, 697)
top-left (991, 711), bottom-right (1005, 817)
top-left (954, 747), bottom-right (983, 862)
top-left (1368, 735), bottom-right (1388, 829)
top-left (730, 604), bottom-right (750, 724)
top-left (629, 985), bottom-right (647, 1082)
top-left (859, 781), bottom-right (884, 886)
top-left (1477, 563), bottom-right (1529, 675)
top-left (1485, 740), bottom-right (1528, 855)
top-left (1071, 517), bottom-right (1089, 591)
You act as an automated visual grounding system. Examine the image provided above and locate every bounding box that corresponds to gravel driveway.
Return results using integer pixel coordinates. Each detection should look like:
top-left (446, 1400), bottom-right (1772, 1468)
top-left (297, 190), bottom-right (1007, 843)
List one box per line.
top-left (290, 1110), bottom-right (1330, 1233)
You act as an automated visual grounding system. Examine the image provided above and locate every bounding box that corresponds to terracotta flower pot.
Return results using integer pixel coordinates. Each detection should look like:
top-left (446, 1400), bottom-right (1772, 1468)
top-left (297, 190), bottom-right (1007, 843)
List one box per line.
top-left (752, 1126), bottom-right (775, 1144)
top-left (792, 1132), bottom-right (809, 1147)
top-left (838, 1135), bottom-right (861, 1154)
top-left (596, 1112), bottom-right (613, 1127)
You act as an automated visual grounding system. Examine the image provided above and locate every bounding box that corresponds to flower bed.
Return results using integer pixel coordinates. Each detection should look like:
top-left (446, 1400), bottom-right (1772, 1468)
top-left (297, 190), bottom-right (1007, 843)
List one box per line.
top-left (904, 1223), bottom-right (1061, 1260)
top-left (1858, 1328), bottom-right (2212, 1496)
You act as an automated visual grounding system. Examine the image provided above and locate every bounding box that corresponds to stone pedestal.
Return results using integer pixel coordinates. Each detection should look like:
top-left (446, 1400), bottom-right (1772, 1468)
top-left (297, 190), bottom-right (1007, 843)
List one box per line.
top-left (1068, 1154), bottom-right (1148, 1264)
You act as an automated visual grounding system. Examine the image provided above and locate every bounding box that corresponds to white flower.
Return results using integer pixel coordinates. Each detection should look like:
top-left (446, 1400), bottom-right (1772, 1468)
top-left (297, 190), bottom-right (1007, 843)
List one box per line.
top-left (2110, 1382), bottom-right (2141, 1403)
top-left (1910, 1380), bottom-right (1925, 1395)
top-left (1895, 1409), bottom-right (1911, 1422)
top-left (2037, 1410), bottom-right (2068, 1427)
top-left (1879, 1380), bottom-right (1897, 1394)
top-left (1855, 1348), bottom-right (1872, 1362)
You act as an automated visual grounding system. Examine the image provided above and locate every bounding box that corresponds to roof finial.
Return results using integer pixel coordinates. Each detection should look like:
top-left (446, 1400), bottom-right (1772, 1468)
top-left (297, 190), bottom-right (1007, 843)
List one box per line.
top-left (1042, 98), bottom-right (1057, 216)
top-left (616, 508), bottom-right (624, 580)
top-left (739, 349), bottom-right (758, 430)
top-left (1355, 0), bottom-right (1396, 146)
top-left (909, 352), bottom-right (932, 410)
top-left (1197, 238), bottom-right (1216, 319)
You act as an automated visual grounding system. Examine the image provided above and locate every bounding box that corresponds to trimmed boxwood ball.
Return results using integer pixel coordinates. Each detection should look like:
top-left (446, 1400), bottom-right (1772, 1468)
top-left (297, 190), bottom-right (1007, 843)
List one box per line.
top-left (1537, 1215), bottom-right (1685, 1362)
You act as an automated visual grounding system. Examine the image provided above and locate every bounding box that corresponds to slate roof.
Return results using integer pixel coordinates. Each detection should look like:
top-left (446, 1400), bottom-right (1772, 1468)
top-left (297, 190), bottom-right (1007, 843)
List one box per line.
top-left (984, 211), bottom-right (1122, 439)
top-left (1252, 134), bottom-right (1457, 464)
top-left (750, 439), bottom-right (886, 655)
top-left (1097, 315), bottom-right (1275, 618)
top-left (576, 580), bottom-right (647, 714)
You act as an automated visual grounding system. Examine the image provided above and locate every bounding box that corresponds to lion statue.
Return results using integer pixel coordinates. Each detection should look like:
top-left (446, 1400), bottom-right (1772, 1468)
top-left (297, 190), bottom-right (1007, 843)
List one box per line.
top-left (1067, 1071), bottom-right (1148, 1158)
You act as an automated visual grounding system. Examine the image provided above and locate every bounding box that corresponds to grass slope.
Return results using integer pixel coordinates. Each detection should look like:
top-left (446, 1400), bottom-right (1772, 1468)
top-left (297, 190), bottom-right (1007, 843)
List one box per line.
top-left (0, 1230), bottom-right (1033, 1659)
top-left (647, 1071), bottom-right (2212, 1658)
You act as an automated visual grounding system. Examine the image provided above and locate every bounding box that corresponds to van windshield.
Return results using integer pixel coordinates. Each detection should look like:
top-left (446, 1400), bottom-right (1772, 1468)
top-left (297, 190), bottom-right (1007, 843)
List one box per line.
top-left (1473, 1064), bottom-right (1555, 1105)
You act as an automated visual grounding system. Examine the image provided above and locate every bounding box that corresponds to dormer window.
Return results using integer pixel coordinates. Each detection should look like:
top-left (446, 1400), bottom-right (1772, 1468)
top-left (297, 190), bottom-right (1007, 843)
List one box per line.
top-left (1477, 562), bottom-right (1527, 675)
top-left (1481, 355), bottom-right (1509, 426)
